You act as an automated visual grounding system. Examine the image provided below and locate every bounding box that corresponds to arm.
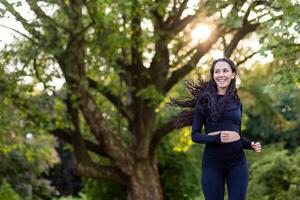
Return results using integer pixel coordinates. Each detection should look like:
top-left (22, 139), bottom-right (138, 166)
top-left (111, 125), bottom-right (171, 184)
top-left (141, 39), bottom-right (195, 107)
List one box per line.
top-left (241, 136), bottom-right (253, 150)
top-left (191, 100), bottom-right (221, 144)
top-left (240, 103), bottom-right (254, 150)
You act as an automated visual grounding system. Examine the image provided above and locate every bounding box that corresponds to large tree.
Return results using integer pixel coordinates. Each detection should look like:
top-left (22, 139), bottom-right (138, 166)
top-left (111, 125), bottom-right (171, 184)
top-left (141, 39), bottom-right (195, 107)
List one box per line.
top-left (0, 0), bottom-right (294, 199)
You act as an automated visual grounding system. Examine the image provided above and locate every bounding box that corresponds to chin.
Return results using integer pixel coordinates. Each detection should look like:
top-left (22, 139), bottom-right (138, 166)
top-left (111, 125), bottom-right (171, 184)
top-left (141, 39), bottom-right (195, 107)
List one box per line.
top-left (218, 85), bottom-right (229, 89)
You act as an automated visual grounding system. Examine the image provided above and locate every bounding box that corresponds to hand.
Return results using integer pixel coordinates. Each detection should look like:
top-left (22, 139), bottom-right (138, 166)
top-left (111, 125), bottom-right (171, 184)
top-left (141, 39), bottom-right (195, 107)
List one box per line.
top-left (220, 131), bottom-right (241, 143)
top-left (251, 141), bottom-right (262, 153)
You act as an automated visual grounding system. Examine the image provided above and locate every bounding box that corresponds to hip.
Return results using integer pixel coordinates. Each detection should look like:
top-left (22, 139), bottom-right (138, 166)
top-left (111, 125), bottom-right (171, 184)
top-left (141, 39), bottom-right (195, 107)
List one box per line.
top-left (203, 139), bottom-right (244, 158)
top-left (202, 146), bottom-right (246, 169)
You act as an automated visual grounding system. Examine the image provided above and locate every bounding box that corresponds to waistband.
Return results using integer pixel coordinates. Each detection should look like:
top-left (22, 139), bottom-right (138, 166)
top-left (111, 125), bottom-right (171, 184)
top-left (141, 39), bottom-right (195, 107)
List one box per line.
top-left (204, 139), bottom-right (243, 156)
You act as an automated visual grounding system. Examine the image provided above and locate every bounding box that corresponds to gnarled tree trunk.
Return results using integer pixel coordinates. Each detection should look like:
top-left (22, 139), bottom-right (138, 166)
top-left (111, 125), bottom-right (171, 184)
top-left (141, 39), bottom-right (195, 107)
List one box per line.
top-left (128, 158), bottom-right (163, 200)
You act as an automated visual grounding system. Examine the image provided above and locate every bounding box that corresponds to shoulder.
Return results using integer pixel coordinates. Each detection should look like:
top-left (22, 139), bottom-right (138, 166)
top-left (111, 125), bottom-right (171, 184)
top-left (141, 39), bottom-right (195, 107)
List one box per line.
top-left (224, 96), bottom-right (241, 111)
top-left (230, 95), bottom-right (242, 107)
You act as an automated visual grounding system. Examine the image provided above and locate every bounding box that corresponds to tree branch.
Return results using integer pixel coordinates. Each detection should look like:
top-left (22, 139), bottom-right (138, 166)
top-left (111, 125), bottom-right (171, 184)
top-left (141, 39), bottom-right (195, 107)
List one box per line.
top-left (150, 118), bottom-right (177, 154)
top-left (163, 26), bottom-right (223, 94)
top-left (170, 44), bottom-right (198, 68)
top-left (56, 0), bottom-right (73, 18)
top-left (64, 95), bottom-right (129, 186)
top-left (222, 35), bottom-right (227, 49)
top-left (167, 14), bottom-right (197, 36)
top-left (223, 0), bottom-right (279, 58)
top-left (9, 90), bottom-right (108, 162)
top-left (51, 128), bottom-right (110, 158)
top-left (57, 40), bottom-right (134, 176)
top-left (0, 24), bottom-right (34, 42)
top-left (83, 0), bottom-right (96, 24)
top-left (58, 57), bottom-right (134, 175)
top-left (65, 95), bottom-right (97, 165)
top-left (131, 1), bottom-right (143, 68)
top-left (1, 0), bottom-right (42, 39)
top-left (165, 0), bottom-right (189, 28)
top-left (76, 163), bottom-right (128, 186)
top-left (223, 22), bottom-right (259, 58)
top-left (224, 1), bottom-right (261, 58)
top-left (150, 2), bottom-right (165, 29)
top-left (87, 77), bottom-right (131, 120)
top-left (78, 86), bottom-right (134, 175)
top-left (149, 37), bottom-right (170, 90)
top-left (27, 0), bottom-right (68, 31)
top-left (236, 51), bottom-right (259, 67)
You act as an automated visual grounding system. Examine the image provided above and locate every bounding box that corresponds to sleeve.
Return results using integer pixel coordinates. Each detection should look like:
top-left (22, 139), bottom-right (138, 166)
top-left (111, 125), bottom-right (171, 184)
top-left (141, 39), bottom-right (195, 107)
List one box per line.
top-left (240, 103), bottom-right (254, 150)
top-left (191, 100), bottom-right (221, 144)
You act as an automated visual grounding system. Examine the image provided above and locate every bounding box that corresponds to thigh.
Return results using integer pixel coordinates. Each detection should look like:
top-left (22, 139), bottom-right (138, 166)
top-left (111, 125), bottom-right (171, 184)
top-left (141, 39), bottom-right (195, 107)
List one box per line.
top-left (226, 158), bottom-right (249, 200)
top-left (202, 159), bottom-right (225, 200)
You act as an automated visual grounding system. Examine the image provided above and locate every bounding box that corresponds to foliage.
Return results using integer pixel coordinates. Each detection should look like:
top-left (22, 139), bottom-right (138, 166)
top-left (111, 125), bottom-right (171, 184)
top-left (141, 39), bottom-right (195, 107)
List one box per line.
top-left (82, 179), bottom-right (127, 200)
top-left (0, 180), bottom-right (21, 200)
top-left (158, 133), bottom-right (203, 200)
top-left (239, 61), bottom-right (300, 148)
top-left (258, 1), bottom-right (300, 90)
top-left (0, 147), bottom-right (58, 199)
top-left (0, 72), bottom-right (59, 199)
top-left (246, 144), bottom-right (300, 200)
top-left (52, 192), bottom-right (88, 200)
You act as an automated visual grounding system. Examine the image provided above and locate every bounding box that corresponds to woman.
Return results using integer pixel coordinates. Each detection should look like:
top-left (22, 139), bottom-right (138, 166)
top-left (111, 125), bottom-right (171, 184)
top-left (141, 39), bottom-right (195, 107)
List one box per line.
top-left (170, 57), bottom-right (261, 200)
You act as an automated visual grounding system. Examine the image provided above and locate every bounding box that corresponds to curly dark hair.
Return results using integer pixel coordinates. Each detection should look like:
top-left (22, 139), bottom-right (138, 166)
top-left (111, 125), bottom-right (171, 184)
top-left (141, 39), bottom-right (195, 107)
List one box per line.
top-left (169, 57), bottom-right (241, 128)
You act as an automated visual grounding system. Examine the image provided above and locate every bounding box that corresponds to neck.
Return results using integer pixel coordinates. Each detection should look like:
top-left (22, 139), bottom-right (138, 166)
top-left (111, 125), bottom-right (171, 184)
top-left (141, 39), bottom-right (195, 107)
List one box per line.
top-left (217, 88), bottom-right (227, 95)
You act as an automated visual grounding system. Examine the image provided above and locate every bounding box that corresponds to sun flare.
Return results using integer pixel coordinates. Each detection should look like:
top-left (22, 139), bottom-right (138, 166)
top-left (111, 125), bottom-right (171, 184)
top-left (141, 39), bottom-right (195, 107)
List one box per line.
top-left (191, 24), bottom-right (211, 45)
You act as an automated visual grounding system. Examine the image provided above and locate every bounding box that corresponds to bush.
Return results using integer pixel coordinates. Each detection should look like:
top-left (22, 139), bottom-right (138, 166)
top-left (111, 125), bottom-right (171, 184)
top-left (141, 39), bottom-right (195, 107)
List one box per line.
top-left (158, 134), bottom-right (203, 200)
top-left (246, 144), bottom-right (300, 200)
top-left (0, 180), bottom-right (21, 200)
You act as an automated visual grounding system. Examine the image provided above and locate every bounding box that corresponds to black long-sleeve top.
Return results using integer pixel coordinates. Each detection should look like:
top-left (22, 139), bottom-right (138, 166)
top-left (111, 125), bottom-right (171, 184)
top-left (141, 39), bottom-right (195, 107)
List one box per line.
top-left (191, 95), bottom-right (253, 150)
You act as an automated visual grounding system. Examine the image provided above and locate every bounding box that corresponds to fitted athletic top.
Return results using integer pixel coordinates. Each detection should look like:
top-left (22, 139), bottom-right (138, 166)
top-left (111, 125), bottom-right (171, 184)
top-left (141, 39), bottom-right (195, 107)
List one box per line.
top-left (191, 94), bottom-right (253, 150)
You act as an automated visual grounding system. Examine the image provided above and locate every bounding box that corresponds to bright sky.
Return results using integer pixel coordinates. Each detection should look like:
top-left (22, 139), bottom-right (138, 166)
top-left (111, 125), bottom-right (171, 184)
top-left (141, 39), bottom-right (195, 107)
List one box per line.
top-left (0, 2), bottom-right (29, 47)
top-left (0, 15), bottom-right (23, 48)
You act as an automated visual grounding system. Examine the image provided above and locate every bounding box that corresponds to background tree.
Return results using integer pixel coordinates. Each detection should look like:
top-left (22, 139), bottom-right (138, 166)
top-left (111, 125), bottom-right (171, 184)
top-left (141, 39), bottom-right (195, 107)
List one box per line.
top-left (0, 68), bottom-right (59, 199)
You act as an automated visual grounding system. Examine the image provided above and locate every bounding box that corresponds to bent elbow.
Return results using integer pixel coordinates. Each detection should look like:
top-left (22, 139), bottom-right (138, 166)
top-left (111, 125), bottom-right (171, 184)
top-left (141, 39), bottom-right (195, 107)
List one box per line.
top-left (191, 134), bottom-right (197, 143)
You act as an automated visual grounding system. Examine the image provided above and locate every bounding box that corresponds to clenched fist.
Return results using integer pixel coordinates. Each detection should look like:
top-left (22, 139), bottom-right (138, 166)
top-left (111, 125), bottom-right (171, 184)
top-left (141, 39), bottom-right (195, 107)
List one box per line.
top-left (251, 141), bottom-right (262, 153)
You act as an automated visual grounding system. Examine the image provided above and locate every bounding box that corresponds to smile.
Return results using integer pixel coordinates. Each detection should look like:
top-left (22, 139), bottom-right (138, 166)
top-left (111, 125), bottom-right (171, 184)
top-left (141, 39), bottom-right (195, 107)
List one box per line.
top-left (217, 79), bottom-right (227, 83)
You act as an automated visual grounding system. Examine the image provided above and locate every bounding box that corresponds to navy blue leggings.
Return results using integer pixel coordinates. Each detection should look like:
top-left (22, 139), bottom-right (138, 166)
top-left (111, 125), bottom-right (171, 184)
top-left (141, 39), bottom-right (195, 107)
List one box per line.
top-left (201, 140), bottom-right (249, 200)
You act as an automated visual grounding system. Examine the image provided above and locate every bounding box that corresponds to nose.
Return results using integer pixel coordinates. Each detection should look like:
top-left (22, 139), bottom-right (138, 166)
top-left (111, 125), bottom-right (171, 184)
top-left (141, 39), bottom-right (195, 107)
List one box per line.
top-left (217, 72), bottom-right (225, 77)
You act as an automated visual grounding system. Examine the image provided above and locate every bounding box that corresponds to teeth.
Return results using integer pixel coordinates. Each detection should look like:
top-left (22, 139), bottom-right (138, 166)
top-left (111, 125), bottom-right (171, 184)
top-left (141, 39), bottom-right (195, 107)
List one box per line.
top-left (218, 80), bottom-right (227, 84)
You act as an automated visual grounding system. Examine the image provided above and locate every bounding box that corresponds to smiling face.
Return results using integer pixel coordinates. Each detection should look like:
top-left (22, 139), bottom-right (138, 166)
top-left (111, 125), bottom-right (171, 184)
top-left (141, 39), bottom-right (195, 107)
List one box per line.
top-left (213, 61), bottom-right (236, 93)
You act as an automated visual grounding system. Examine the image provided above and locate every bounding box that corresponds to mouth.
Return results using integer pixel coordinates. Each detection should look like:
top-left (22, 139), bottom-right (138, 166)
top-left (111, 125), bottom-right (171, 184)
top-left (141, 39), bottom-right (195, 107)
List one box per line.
top-left (217, 79), bottom-right (227, 84)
